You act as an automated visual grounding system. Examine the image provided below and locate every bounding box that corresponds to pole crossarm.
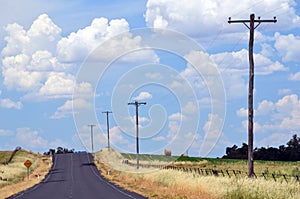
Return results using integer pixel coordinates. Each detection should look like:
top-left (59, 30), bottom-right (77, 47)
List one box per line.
top-left (128, 101), bottom-right (147, 106)
top-left (128, 100), bottom-right (146, 169)
top-left (228, 16), bottom-right (277, 29)
top-left (228, 13), bottom-right (276, 178)
top-left (102, 111), bottom-right (112, 149)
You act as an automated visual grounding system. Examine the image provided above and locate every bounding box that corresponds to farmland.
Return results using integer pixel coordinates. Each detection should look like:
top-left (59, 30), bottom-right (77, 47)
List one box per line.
top-left (121, 153), bottom-right (300, 177)
top-left (95, 149), bottom-right (300, 199)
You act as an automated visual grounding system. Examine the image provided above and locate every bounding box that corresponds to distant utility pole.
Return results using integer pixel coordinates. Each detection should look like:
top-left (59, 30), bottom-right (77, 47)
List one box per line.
top-left (88, 124), bottom-right (96, 153)
top-left (102, 111), bottom-right (112, 150)
top-left (128, 101), bottom-right (146, 169)
top-left (228, 14), bottom-right (277, 178)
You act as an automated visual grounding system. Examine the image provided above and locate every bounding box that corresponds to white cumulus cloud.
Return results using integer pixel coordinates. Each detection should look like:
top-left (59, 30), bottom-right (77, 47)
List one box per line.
top-left (2, 14), bottom-right (61, 57)
top-left (56, 18), bottom-right (129, 62)
top-left (168, 112), bottom-right (186, 121)
top-left (145, 0), bottom-right (300, 37)
top-left (0, 129), bottom-right (13, 136)
top-left (240, 94), bottom-right (300, 133)
top-left (0, 98), bottom-right (23, 109)
top-left (1, 14), bottom-right (70, 99)
top-left (275, 33), bottom-right (300, 63)
top-left (15, 127), bottom-right (48, 149)
top-left (1, 14), bottom-right (158, 104)
top-left (289, 72), bottom-right (300, 81)
top-left (133, 91), bottom-right (153, 101)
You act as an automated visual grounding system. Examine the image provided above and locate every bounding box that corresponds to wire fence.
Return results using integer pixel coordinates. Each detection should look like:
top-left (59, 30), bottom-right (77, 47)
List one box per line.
top-left (122, 160), bottom-right (300, 184)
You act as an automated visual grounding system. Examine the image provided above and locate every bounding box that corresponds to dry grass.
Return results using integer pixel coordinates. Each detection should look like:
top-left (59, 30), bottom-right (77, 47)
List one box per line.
top-left (94, 149), bottom-right (300, 199)
top-left (95, 159), bottom-right (214, 198)
top-left (95, 148), bottom-right (159, 173)
top-left (94, 149), bottom-right (214, 198)
top-left (0, 152), bottom-right (11, 163)
top-left (143, 170), bottom-right (300, 199)
top-left (0, 150), bottom-right (52, 199)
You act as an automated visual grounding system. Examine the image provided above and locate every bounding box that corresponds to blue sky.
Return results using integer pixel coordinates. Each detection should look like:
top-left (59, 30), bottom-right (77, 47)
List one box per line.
top-left (0, 0), bottom-right (300, 157)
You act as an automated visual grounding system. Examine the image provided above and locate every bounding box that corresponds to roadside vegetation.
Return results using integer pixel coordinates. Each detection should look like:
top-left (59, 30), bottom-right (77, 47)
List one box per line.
top-left (0, 149), bottom-right (52, 199)
top-left (94, 148), bottom-right (300, 199)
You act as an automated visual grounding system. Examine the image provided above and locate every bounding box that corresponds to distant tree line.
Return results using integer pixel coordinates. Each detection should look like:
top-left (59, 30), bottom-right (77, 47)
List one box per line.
top-left (44, 147), bottom-right (75, 155)
top-left (223, 134), bottom-right (300, 161)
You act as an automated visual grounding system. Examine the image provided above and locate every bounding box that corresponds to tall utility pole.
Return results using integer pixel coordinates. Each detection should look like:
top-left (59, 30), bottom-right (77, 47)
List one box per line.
top-left (102, 111), bottom-right (112, 150)
top-left (228, 14), bottom-right (277, 178)
top-left (128, 101), bottom-right (146, 169)
top-left (88, 124), bottom-right (96, 153)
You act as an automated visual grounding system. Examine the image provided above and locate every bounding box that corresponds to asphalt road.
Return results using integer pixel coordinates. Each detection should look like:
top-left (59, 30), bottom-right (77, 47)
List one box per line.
top-left (8, 153), bottom-right (147, 199)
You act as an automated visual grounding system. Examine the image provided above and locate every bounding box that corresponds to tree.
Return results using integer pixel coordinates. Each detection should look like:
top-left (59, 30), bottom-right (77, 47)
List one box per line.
top-left (286, 134), bottom-right (300, 161)
top-left (56, 147), bottom-right (64, 154)
top-left (287, 134), bottom-right (300, 148)
top-left (223, 143), bottom-right (247, 159)
top-left (223, 134), bottom-right (300, 161)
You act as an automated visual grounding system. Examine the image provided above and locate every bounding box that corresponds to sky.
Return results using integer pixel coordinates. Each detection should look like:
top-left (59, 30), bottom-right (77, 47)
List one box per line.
top-left (0, 0), bottom-right (300, 158)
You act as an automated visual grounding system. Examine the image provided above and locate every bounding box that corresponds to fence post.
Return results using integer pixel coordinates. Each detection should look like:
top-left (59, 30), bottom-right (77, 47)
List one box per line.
top-left (283, 174), bottom-right (288, 183)
top-left (238, 170), bottom-right (242, 177)
top-left (253, 172), bottom-right (257, 178)
top-left (232, 170), bottom-right (237, 177)
top-left (221, 170), bottom-right (225, 177)
top-left (212, 169), bottom-right (218, 177)
top-left (226, 170), bottom-right (231, 178)
top-left (205, 169), bottom-right (209, 175)
top-left (272, 174), bottom-right (276, 182)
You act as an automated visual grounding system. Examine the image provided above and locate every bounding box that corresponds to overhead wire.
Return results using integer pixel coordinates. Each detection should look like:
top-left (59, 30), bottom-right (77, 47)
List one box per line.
top-left (215, 1), bottom-right (299, 74)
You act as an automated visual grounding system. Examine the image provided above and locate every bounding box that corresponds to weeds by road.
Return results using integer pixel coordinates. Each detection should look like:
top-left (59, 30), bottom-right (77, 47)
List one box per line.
top-left (0, 150), bottom-right (52, 199)
top-left (95, 149), bottom-right (300, 199)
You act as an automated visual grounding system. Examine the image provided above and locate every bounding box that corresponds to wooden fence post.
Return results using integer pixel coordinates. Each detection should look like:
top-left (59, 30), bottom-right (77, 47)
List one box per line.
top-left (283, 174), bottom-right (288, 183)
top-left (221, 170), bottom-right (225, 177)
top-left (226, 170), bottom-right (231, 178)
top-left (272, 174), bottom-right (276, 182)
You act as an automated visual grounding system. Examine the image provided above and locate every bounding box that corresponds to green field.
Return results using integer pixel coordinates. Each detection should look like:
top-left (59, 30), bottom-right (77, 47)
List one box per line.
top-left (121, 153), bottom-right (178, 162)
top-left (121, 153), bottom-right (300, 177)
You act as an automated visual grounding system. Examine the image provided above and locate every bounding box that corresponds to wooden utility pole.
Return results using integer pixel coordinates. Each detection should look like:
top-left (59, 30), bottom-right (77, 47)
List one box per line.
top-left (228, 14), bottom-right (277, 178)
top-left (102, 111), bottom-right (112, 150)
top-left (88, 124), bottom-right (96, 153)
top-left (128, 101), bottom-right (146, 169)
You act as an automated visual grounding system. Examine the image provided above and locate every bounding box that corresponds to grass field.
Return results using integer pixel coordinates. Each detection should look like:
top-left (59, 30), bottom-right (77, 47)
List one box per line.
top-left (95, 149), bottom-right (300, 199)
top-left (0, 150), bottom-right (40, 187)
top-left (122, 153), bottom-right (300, 177)
top-left (121, 153), bottom-right (178, 162)
top-left (0, 150), bottom-right (52, 199)
top-left (0, 151), bottom-right (12, 163)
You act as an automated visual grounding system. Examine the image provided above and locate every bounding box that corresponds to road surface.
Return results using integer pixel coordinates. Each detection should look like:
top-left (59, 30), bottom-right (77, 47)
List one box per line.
top-left (8, 153), bottom-right (147, 199)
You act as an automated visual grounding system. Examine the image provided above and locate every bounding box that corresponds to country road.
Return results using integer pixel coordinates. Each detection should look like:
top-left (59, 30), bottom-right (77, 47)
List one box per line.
top-left (8, 153), bottom-right (147, 199)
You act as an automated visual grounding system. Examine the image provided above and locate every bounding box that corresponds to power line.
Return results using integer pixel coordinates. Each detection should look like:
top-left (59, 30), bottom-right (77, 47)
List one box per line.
top-left (228, 13), bottom-right (277, 178)
top-left (102, 111), bottom-right (112, 150)
top-left (128, 100), bottom-right (146, 169)
top-left (212, 2), bottom-right (294, 73)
